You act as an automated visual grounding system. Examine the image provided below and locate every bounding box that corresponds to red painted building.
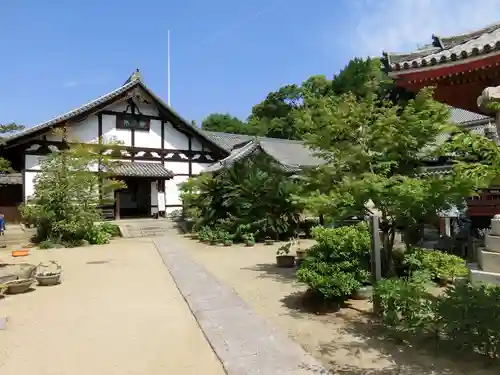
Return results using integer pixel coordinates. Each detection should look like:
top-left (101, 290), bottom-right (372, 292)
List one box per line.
top-left (382, 23), bottom-right (500, 220)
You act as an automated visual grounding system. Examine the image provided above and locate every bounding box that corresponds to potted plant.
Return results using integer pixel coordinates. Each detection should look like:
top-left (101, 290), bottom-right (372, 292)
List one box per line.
top-left (276, 242), bottom-right (295, 268)
top-left (210, 230), bottom-right (222, 246)
top-left (198, 227), bottom-right (212, 244)
top-left (264, 236), bottom-right (274, 245)
top-left (0, 284), bottom-right (6, 298)
top-left (5, 278), bottom-right (35, 294)
top-left (351, 283), bottom-right (373, 300)
top-left (35, 260), bottom-right (62, 286)
top-left (222, 232), bottom-right (233, 247)
top-left (243, 233), bottom-right (255, 247)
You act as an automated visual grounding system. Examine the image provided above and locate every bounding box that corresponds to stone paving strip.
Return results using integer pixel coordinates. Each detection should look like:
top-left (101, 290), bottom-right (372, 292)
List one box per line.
top-left (154, 239), bottom-right (331, 375)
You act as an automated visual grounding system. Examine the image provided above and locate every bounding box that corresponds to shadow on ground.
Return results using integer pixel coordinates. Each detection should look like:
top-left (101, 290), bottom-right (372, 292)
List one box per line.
top-left (281, 289), bottom-right (500, 375)
top-left (241, 263), bottom-right (297, 283)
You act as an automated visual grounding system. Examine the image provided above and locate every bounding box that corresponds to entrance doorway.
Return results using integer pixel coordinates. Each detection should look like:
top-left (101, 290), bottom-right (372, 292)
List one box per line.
top-left (116, 178), bottom-right (151, 218)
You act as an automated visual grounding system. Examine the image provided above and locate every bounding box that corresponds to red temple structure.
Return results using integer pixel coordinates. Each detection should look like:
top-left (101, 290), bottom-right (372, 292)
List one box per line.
top-left (382, 22), bottom-right (500, 222)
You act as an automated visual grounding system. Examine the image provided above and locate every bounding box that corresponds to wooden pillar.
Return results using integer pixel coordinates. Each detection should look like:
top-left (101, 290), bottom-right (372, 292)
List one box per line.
top-left (115, 191), bottom-right (121, 220)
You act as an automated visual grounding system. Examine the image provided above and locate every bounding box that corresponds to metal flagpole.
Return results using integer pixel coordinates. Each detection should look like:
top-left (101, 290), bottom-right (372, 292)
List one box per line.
top-left (167, 29), bottom-right (171, 107)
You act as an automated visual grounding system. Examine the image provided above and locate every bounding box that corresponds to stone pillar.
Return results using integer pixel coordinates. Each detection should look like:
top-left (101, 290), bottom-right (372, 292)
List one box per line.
top-left (477, 86), bottom-right (500, 139)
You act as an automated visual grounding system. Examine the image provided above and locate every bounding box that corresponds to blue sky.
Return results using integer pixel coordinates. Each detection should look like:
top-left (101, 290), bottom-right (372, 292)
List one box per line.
top-left (2, 0), bottom-right (500, 128)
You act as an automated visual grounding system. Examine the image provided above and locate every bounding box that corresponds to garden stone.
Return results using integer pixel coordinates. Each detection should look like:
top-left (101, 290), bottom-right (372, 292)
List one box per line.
top-left (0, 316), bottom-right (7, 330)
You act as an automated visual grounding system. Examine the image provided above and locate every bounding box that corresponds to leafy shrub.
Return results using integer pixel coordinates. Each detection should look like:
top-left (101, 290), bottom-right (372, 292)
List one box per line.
top-left (180, 154), bottom-right (304, 242)
top-left (438, 282), bottom-right (500, 358)
top-left (84, 224), bottom-right (112, 245)
top-left (375, 274), bottom-right (500, 359)
top-left (20, 141), bottom-right (124, 248)
top-left (38, 239), bottom-right (58, 249)
top-left (374, 271), bottom-right (436, 335)
top-left (403, 248), bottom-right (468, 280)
top-left (296, 223), bottom-right (371, 300)
top-left (99, 223), bottom-right (121, 237)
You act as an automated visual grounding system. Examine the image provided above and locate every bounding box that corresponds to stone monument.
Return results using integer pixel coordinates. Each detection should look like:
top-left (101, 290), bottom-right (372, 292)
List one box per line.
top-left (470, 214), bottom-right (500, 285)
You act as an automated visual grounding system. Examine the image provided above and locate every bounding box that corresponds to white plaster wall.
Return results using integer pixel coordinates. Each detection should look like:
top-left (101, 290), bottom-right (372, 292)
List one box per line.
top-left (106, 98), bottom-right (159, 117)
top-left (150, 181), bottom-right (159, 215)
top-left (44, 116), bottom-right (99, 144)
top-left (25, 155), bottom-right (46, 170)
top-left (102, 114), bottom-right (131, 146)
top-left (164, 122), bottom-right (189, 149)
top-left (165, 175), bottom-right (189, 209)
top-left (134, 119), bottom-right (162, 148)
top-left (191, 162), bottom-right (209, 175)
top-left (164, 161), bottom-right (189, 175)
top-left (24, 171), bottom-right (38, 201)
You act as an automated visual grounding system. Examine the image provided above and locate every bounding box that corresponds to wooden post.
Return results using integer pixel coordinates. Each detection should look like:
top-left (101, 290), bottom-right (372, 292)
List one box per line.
top-left (115, 191), bottom-right (121, 220)
top-left (370, 215), bottom-right (382, 282)
top-left (370, 214), bottom-right (382, 314)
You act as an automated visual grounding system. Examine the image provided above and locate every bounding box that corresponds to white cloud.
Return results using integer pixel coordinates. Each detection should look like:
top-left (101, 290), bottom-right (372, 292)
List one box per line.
top-left (348, 0), bottom-right (500, 57)
top-left (63, 80), bottom-right (79, 88)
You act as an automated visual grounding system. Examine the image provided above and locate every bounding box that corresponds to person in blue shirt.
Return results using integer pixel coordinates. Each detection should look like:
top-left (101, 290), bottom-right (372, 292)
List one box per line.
top-left (0, 214), bottom-right (5, 248)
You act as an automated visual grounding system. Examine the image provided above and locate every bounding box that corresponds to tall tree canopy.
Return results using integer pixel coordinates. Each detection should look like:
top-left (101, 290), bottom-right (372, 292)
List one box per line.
top-left (201, 113), bottom-right (252, 134)
top-left (294, 87), bottom-right (486, 276)
top-left (199, 57), bottom-right (410, 140)
top-left (0, 123), bottom-right (24, 173)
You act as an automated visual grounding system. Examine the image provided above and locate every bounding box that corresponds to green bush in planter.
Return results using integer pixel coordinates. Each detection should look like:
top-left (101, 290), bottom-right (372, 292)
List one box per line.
top-left (296, 223), bottom-right (371, 300)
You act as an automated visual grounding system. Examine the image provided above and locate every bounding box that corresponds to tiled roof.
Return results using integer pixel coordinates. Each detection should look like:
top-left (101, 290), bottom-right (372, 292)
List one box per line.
top-left (3, 71), bottom-right (223, 152)
top-left (202, 131), bottom-right (254, 151)
top-left (450, 107), bottom-right (491, 124)
top-left (206, 106), bottom-right (494, 175)
top-left (0, 173), bottom-right (22, 185)
top-left (112, 162), bottom-right (173, 178)
top-left (204, 136), bottom-right (324, 173)
top-left (383, 22), bottom-right (500, 72)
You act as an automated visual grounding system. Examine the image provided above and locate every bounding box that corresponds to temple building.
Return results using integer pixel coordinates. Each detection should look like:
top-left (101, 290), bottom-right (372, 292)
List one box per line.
top-left (0, 70), bottom-right (321, 223)
top-left (382, 22), bottom-right (500, 222)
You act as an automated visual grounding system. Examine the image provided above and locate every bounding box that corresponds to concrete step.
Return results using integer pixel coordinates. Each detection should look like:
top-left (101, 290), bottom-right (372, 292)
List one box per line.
top-left (470, 269), bottom-right (500, 286)
top-left (479, 250), bottom-right (500, 273)
top-left (117, 219), bottom-right (178, 238)
top-left (485, 234), bottom-right (500, 253)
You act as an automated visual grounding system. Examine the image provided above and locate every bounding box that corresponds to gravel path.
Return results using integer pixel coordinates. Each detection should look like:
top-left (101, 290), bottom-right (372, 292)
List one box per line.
top-left (169, 233), bottom-right (499, 375)
top-left (155, 238), bottom-right (330, 375)
top-left (0, 239), bottom-right (225, 375)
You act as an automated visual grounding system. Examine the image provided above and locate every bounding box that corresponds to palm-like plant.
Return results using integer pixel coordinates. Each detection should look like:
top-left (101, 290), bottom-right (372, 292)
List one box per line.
top-left (180, 153), bottom-right (304, 241)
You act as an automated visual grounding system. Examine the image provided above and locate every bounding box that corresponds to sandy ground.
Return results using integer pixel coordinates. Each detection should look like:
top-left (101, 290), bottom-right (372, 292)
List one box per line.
top-left (0, 238), bottom-right (225, 375)
top-left (173, 234), bottom-right (500, 375)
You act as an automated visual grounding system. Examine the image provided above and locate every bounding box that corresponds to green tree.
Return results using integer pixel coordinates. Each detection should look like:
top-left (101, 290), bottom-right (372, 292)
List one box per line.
top-left (331, 57), bottom-right (414, 104)
top-left (295, 88), bottom-right (484, 276)
top-left (180, 153), bottom-right (303, 240)
top-left (21, 135), bottom-right (125, 246)
top-left (248, 76), bottom-right (333, 140)
top-left (0, 123), bottom-right (24, 173)
top-left (201, 113), bottom-right (253, 134)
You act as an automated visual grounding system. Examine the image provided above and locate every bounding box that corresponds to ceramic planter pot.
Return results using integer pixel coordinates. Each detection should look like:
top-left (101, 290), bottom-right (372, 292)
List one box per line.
top-left (245, 241), bottom-right (255, 247)
top-left (36, 273), bottom-right (61, 286)
top-left (11, 249), bottom-right (29, 257)
top-left (265, 239), bottom-right (274, 246)
top-left (352, 285), bottom-right (373, 300)
top-left (296, 249), bottom-right (307, 260)
top-left (5, 279), bottom-right (35, 294)
top-left (436, 277), bottom-right (450, 287)
top-left (453, 276), bottom-right (469, 286)
top-left (223, 241), bottom-right (233, 247)
top-left (276, 255), bottom-right (295, 268)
